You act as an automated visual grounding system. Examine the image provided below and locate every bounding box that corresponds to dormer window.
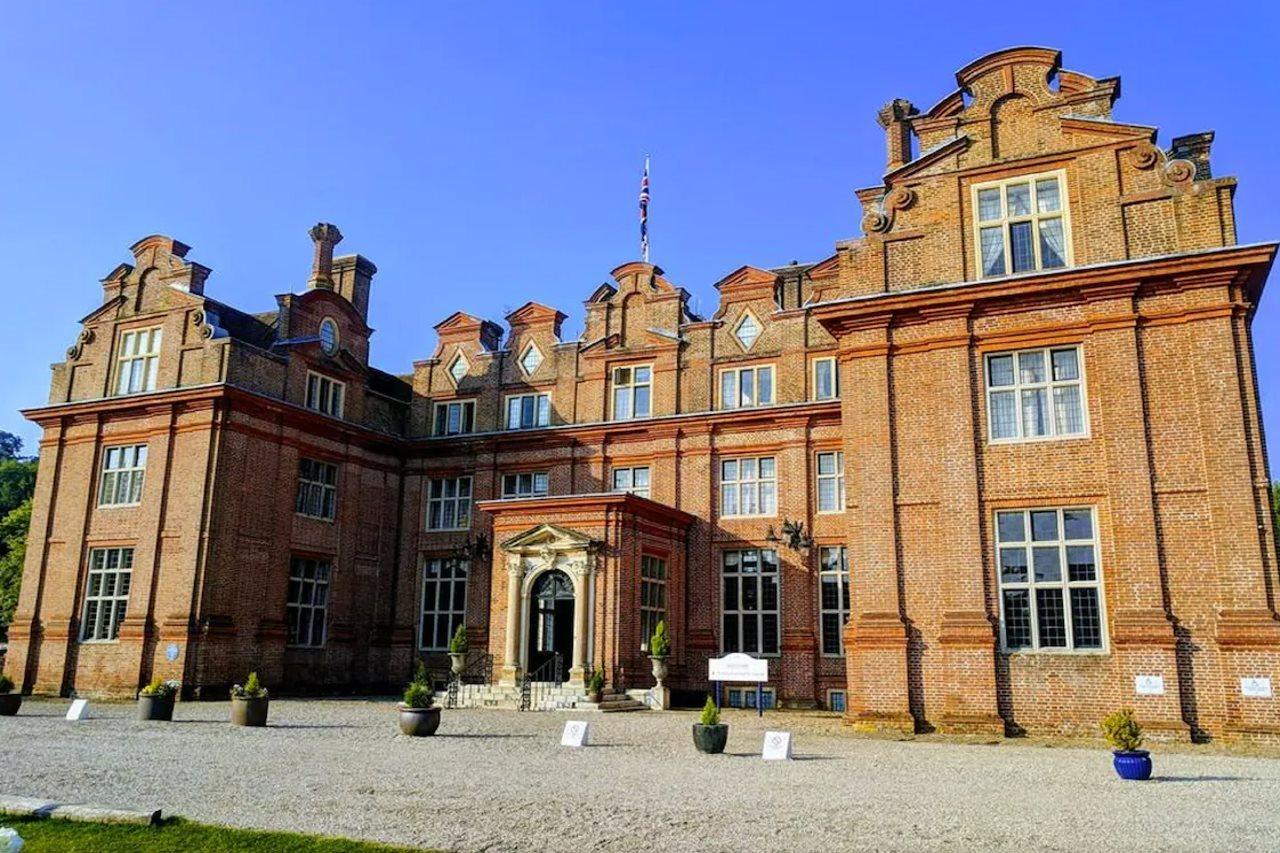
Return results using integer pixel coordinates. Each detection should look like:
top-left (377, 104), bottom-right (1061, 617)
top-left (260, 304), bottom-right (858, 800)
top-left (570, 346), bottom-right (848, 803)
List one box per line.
top-left (305, 371), bottom-right (345, 418)
top-left (319, 318), bottom-right (339, 356)
top-left (973, 171), bottom-right (1070, 278)
top-left (448, 352), bottom-right (469, 384)
top-left (733, 311), bottom-right (762, 351)
top-left (518, 343), bottom-right (544, 376)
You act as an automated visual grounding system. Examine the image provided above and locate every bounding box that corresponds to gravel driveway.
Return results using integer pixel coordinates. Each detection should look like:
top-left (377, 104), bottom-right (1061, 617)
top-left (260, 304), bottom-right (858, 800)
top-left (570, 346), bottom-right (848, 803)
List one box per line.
top-left (2, 698), bottom-right (1278, 851)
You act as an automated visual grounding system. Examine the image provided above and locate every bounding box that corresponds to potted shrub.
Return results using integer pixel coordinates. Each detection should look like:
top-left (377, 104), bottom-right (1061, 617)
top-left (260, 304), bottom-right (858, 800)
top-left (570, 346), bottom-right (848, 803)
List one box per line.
top-left (399, 663), bottom-right (441, 736)
top-left (448, 625), bottom-right (469, 677)
top-left (1102, 708), bottom-right (1151, 780)
top-left (137, 678), bottom-right (179, 721)
top-left (692, 695), bottom-right (728, 754)
top-left (230, 672), bottom-right (269, 727)
top-left (586, 668), bottom-right (604, 703)
top-left (649, 620), bottom-right (671, 685)
top-left (0, 674), bottom-right (20, 717)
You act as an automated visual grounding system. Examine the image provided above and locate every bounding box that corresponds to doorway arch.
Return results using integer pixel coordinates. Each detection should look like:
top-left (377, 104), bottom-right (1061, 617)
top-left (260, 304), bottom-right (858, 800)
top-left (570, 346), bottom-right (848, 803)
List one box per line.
top-left (527, 569), bottom-right (574, 682)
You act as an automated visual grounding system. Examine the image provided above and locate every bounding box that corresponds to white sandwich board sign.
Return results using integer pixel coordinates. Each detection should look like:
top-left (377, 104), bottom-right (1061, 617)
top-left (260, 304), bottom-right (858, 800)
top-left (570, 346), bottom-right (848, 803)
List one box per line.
top-left (708, 653), bottom-right (768, 683)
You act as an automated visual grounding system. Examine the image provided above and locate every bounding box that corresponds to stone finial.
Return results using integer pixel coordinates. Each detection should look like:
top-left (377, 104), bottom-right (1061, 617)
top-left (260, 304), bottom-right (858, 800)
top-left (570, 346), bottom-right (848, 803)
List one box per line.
top-left (307, 222), bottom-right (344, 290)
top-left (876, 99), bottom-right (919, 172)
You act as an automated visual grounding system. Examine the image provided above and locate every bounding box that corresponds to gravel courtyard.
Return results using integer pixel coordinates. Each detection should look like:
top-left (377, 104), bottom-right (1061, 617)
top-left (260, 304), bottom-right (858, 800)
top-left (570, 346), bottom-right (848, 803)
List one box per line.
top-left (3, 698), bottom-right (1279, 852)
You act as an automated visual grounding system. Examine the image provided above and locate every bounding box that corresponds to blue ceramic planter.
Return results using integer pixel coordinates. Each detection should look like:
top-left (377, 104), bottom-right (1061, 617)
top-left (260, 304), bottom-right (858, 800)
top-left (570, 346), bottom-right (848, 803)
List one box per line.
top-left (1112, 750), bottom-right (1152, 780)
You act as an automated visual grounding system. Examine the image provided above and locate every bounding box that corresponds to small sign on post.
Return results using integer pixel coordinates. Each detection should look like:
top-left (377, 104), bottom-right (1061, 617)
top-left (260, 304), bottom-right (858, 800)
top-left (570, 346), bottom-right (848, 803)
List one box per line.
top-left (762, 731), bottom-right (793, 761)
top-left (65, 699), bottom-right (89, 722)
top-left (561, 720), bottom-right (590, 747)
top-left (708, 653), bottom-right (769, 718)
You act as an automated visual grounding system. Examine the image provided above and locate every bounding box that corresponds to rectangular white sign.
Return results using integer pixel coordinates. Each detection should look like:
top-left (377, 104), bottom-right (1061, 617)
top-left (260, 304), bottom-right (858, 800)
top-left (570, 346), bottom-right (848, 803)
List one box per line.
top-left (762, 731), bottom-right (793, 761)
top-left (561, 720), bottom-right (590, 747)
top-left (66, 699), bottom-right (89, 721)
top-left (709, 653), bottom-right (768, 683)
top-left (1241, 677), bottom-right (1273, 699)
top-left (1134, 675), bottom-right (1165, 696)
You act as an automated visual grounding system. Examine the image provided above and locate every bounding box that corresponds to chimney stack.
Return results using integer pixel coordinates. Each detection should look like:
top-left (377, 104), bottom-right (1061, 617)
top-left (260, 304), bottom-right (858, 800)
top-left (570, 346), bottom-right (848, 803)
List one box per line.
top-left (877, 99), bottom-right (919, 172)
top-left (307, 222), bottom-right (344, 290)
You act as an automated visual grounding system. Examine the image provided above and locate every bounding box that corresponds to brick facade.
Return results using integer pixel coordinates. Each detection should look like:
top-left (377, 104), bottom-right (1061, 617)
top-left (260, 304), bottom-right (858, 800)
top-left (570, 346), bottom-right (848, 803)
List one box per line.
top-left (6, 47), bottom-right (1280, 741)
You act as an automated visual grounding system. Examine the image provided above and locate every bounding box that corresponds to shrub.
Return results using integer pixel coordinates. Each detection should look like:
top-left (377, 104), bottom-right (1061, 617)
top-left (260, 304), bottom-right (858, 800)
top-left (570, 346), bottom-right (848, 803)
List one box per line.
top-left (403, 664), bottom-right (434, 709)
top-left (139, 678), bottom-right (179, 698)
top-left (649, 620), bottom-right (671, 658)
top-left (0, 674), bottom-right (12, 694)
top-left (588, 669), bottom-right (604, 693)
top-left (448, 624), bottom-right (469, 655)
top-left (1101, 708), bottom-right (1144, 752)
top-left (699, 695), bottom-right (721, 727)
top-left (230, 671), bottom-right (268, 700)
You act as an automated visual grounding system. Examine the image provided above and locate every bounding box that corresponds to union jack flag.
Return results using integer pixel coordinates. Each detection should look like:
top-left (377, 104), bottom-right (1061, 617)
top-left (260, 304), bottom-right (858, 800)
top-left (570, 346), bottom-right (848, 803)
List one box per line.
top-left (639, 155), bottom-right (650, 263)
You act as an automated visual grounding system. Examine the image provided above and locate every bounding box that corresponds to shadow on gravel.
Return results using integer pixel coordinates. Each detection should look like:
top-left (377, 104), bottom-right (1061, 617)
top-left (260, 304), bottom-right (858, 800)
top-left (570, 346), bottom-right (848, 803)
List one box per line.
top-left (262, 724), bottom-right (363, 730)
top-left (433, 733), bottom-right (537, 739)
top-left (1155, 775), bottom-right (1256, 783)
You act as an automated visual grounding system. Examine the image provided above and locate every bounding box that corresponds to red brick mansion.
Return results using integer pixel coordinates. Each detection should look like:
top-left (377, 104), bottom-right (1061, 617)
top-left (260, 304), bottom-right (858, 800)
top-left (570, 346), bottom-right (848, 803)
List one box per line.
top-left (7, 47), bottom-right (1279, 741)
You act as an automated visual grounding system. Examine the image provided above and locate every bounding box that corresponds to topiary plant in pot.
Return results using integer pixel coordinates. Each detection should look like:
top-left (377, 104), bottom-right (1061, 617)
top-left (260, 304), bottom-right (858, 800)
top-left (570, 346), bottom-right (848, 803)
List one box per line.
top-left (137, 678), bottom-right (179, 721)
top-left (448, 624), bottom-right (469, 677)
top-left (0, 674), bottom-right (20, 717)
top-left (649, 620), bottom-right (671, 685)
top-left (1102, 708), bottom-right (1151, 780)
top-left (586, 668), bottom-right (605, 704)
top-left (399, 663), bottom-right (441, 736)
top-left (692, 695), bottom-right (728, 754)
top-left (230, 672), bottom-right (270, 727)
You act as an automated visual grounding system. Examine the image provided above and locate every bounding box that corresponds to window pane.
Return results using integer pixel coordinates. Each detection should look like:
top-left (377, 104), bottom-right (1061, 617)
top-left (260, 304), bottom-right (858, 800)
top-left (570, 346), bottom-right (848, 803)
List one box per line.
top-left (614, 387), bottom-right (631, 420)
top-left (1003, 590), bottom-right (1032, 649)
top-left (818, 479), bottom-right (837, 512)
top-left (977, 187), bottom-right (1002, 221)
top-left (1035, 178), bottom-right (1061, 213)
top-left (1051, 348), bottom-right (1079, 381)
top-left (634, 386), bottom-right (650, 417)
top-left (1000, 548), bottom-right (1029, 584)
top-left (980, 227), bottom-right (1005, 277)
top-left (758, 458), bottom-right (775, 478)
top-left (1066, 545), bottom-right (1096, 582)
top-left (996, 511), bottom-right (1025, 543)
top-left (537, 395), bottom-right (550, 425)
top-left (815, 360), bottom-right (835, 399)
top-left (1039, 218), bottom-right (1066, 269)
top-left (723, 614), bottom-right (739, 653)
top-left (721, 371), bottom-right (736, 409)
top-left (1070, 588), bottom-right (1103, 648)
top-left (1009, 221), bottom-right (1035, 272)
top-left (1006, 182), bottom-right (1031, 216)
top-left (1021, 388), bottom-right (1050, 437)
top-left (1053, 385), bottom-right (1084, 435)
top-left (987, 354), bottom-right (1015, 387)
top-left (1018, 350), bottom-right (1045, 384)
top-left (1063, 509), bottom-right (1093, 541)
top-left (613, 469), bottom-right (631, 490)
top-left (741, 371), bottom-right (755, 407)
top-left (757, 368), bottom-right (773, 405)
top-left (1035, 589), bottom-right (1068, 647)
top-left (1032, 547), bottom-right (1061, 583)
top-left (1030, 511), bottom-right (1059, 541)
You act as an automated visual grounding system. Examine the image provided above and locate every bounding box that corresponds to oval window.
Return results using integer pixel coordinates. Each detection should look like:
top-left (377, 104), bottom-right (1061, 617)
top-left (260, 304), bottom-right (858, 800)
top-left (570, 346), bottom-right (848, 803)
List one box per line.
top-left (319, 318), bottom-right (339, 356)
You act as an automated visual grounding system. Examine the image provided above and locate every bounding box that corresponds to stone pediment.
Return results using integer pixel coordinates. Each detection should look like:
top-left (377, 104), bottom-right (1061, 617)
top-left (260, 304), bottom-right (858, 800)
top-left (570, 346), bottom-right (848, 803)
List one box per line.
top-left (500, 523), bottom-right (596, 555)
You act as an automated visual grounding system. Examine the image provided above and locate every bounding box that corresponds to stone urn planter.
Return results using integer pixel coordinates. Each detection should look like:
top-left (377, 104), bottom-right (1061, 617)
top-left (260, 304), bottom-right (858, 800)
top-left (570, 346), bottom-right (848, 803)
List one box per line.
top-left (137, 693), bottom-right (175, 722)
top-left (650, 656), bottom-right (669, 684)
top-left (398, 705), bottom-right (442, 736)
top-left (231, 696), bottom-right (270, 727)
top-left (449, 653), bottom-right (466, 677)
top-left (692, 723), bottom-right (729, 755)
top-left (0, 692), bottom-right (20, 717)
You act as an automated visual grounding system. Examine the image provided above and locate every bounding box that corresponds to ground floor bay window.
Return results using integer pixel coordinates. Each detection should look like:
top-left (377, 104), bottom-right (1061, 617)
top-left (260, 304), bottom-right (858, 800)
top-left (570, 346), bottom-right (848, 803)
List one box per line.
top-left (721, 549), bottom-right (780, 655)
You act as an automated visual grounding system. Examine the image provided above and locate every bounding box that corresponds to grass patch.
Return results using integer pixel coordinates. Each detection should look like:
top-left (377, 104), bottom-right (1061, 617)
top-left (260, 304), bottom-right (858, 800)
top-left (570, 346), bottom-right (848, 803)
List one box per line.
top-left (2, 815), bottom-right (425, 852)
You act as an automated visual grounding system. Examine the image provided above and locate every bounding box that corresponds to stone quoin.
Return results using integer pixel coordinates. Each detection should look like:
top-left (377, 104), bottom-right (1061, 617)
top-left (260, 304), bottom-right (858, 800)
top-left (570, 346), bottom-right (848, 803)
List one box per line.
top-left (5, 46), bottom-right (1279, 742)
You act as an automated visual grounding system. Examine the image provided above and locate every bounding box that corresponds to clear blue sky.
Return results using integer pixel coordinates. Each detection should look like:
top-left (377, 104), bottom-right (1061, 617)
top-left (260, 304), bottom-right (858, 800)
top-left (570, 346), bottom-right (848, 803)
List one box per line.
top-left (3, 2), bottom-right (1279, 466)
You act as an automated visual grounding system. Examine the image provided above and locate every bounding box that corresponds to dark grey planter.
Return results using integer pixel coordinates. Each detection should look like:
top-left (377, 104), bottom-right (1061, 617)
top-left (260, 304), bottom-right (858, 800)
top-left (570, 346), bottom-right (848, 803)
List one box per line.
top-left (398, 705), bottom-right (441, 736)
top-left (137, 693), bottom-right (175, 721)
top-left (231, 696), bottom-right (269, 727)
top-left (693, 723), bottom-right (728, 754)
top-left (0, 693), bottom-right (21, 716)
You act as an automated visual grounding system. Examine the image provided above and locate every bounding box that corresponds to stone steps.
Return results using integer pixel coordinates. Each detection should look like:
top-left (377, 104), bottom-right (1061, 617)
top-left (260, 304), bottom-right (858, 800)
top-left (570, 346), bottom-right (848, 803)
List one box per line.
top-left (434, 683), bottom-right (650, 712)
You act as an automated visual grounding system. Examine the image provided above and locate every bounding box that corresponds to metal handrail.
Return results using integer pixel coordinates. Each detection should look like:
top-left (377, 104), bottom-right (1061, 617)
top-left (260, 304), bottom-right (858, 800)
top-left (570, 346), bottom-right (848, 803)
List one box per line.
top-left (446, 653), bottom-right (494, 709)
top-left (519, 652), bottom-right (563, 711)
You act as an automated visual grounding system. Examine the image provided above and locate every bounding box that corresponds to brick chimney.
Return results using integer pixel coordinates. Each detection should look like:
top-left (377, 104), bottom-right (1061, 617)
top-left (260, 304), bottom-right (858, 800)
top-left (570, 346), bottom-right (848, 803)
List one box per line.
top-left (307, 222), bottom-right (343, 290)
top-left (877, 99), bottom-right (919, 172)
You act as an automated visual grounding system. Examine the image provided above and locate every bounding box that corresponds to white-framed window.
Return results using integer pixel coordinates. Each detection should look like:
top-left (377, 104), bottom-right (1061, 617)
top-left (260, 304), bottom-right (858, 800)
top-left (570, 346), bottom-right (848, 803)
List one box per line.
top-left (426, 476), bottom-right (472, 530)
top-left (80, 547), bottom-right (133, 642)
top-left (819, 546), bottom-right (851, 656)
top-left (973, 170), bottom-right (1070, 278)
top-left (505, 393), bottom-right (550, 430)
top-left (502, 471), bottom-right (549, 499)
top-left (611, 364), bottom-right (652, 419)
top-left (295, 458), bottom-right (338, 520)
top-left (433, 400), bottom-right (476, 436)
top-left (815, 451), bottom-right (845, 513)
top-left (305, 372), bottom-right (345, 418)
top-left (420, 557), bottom-right (468, 650)
top-left (611, 466), bottom-right (651, 499)
top-left (826, 689), bottom-right (847, 713)
top-left (721, 548), bottom-right (780, 656)
top-left (726, 686), bottom-right (776, 709)
top-left (115, 326), bottom-right (162, 395)
top-left (640, 554), bottom-right (667, 652)
top-left (447, 352), bottom-right (469, 384)
top-left (996, 507), bottom-right (1105, 652)
top-left (518, 342), bottom-right (544, 375)
top-left (98, 445), bottom-right (147, 507)
top-left (720, 457), bottom-right (776, 517)
top-left (813, 356), bottom-right (839, 401)
top-left (732, 310), bottom-right (763, 351)
top-left (719, 365), bottom-right (774, 410)
top-left (286, 555), bottom-right (330, 648)
top-left (319, 317), bottom-right (339, 356)
top-left (985, 346), bottom-right (1086, 442)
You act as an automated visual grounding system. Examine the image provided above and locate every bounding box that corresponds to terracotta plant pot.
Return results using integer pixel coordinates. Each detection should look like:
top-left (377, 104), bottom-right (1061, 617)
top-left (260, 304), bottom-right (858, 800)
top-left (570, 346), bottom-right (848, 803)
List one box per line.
top-left (449, 653), bottom-right (466, 676)
top-left (586, 690), bottom-right (602, 704)
top-left (231, 696), bottom-right (269, 727)
top-left (398, 705), bottom-right (441, 736)
top-left (0, 693), bottom-right (21, 717)
top-left (137, 693), bottom-right (175, 721)
top-left (692, 723), bottom-right (728, 754)
top-left (650, 656), bottom-right (669, 683)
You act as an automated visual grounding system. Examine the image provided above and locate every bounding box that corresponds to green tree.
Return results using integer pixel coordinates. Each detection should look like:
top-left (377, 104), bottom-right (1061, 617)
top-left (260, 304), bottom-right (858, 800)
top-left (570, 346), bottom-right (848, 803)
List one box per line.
top-left (0, 431), bottom-right (36, 641)
top-left (1272, 482), bottom-right (1280, 542)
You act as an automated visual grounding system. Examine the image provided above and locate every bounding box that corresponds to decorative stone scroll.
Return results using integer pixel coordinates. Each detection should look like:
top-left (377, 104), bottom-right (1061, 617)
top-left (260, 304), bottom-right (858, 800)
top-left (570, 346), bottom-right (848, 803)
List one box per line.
top-left (1128, 142), bottom-right (1197, 189)
top-left (66, 327), bottom-right (94, 361)
top-left (861, 186), bottom-right (917, 234)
